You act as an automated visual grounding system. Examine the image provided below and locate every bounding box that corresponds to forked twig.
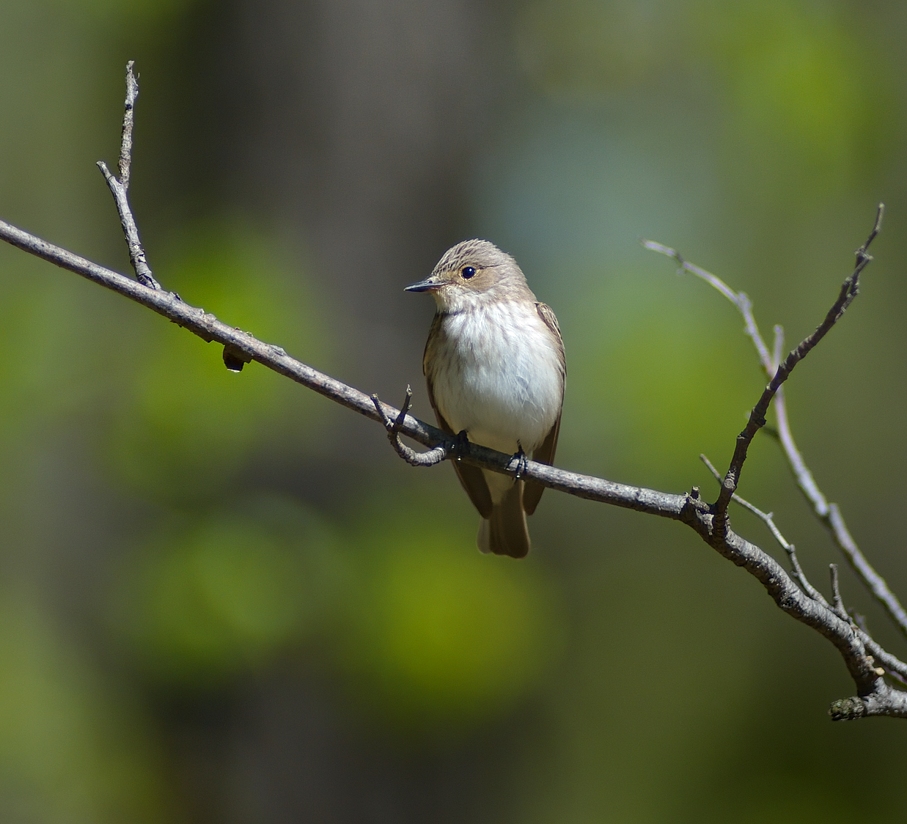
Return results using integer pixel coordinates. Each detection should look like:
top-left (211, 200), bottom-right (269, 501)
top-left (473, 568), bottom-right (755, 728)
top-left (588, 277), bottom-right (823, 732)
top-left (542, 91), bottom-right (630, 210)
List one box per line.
top-left (700, 454), bottom-right (828, 607)
top-left (371, 387), bottom-right (449, 467)
top-left (644, 206), bottom-right (907, 640)
top-left (96, 61), bottom-right (160, 290)
top-left (1, 64), bottom-right (906, 720)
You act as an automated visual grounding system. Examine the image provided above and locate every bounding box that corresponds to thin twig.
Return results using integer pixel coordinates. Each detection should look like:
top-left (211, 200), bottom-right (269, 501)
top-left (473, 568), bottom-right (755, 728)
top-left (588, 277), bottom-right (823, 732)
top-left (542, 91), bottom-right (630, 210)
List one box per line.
top-left (860, 634), bottom-right (907, 684)
top-left (643, 211), bottom-right (907, 716)
top-left (771, 325), bottom-right (784, 373)
top-left (371, 387), bottom-right (449, 467)
top-left (0, 215), bottom-right (683, 516)
top-left (97, 61), bottom-right (160, 290)
top-left (2, 67), bottom-right (907, 719)
top-left (829, 564), bottom-right (849, 621)
top-left (3, 213), bottom-right (906, 718)
top-left (700, 454), bottom-right (828, 607)
top-left (645, 205), bottom-right (907, 640)
top-left (118, 60), bottom-right (138, 189)
top-left (711, 205), bottom-right (881, 523)
top-left (641, 240), bottom-right (774, 370)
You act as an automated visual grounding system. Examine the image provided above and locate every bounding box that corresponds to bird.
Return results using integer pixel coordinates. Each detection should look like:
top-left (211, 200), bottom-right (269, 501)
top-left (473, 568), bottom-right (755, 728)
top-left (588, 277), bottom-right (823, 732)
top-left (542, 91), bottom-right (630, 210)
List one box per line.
top-left (405, 239), bottom-right (565, 558)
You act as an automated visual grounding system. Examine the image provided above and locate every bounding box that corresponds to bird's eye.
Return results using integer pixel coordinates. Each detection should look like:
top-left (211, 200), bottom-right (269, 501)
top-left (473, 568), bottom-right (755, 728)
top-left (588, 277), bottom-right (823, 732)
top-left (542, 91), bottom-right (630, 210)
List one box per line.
top-left (461, 266), bottom-right (476, 279)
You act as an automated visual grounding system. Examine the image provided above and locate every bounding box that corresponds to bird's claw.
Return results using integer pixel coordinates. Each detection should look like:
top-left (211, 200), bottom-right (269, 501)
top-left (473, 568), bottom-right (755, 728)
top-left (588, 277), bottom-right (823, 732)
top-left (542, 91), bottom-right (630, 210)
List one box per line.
top-left (509, 445), bottom-right (529, 480)
top-left (453, 430), bottom-right (470, 461)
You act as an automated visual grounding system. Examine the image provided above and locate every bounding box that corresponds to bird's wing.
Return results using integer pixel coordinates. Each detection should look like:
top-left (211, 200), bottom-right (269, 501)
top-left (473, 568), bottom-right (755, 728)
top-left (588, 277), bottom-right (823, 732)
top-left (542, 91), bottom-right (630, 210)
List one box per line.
top-left (424, 315), bottom-right (494, 519)
top-left (523, 301), bottom-right (566, 515)
top-left (535, 301), bottom-right (565, 364)
top-left (523, 413), bottom-right (560, 515)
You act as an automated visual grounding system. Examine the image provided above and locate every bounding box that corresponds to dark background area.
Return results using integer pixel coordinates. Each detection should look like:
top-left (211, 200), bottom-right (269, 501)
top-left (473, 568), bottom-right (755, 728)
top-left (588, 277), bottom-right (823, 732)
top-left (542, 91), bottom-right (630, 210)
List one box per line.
top-left (1, 1), bottom-right (906, 821)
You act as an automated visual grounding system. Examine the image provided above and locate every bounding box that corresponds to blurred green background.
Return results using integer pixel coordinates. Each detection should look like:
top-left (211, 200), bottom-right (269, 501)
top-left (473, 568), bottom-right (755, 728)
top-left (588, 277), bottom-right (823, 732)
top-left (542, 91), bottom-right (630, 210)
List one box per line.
top-left (1, 0), bottom-right (907, 821)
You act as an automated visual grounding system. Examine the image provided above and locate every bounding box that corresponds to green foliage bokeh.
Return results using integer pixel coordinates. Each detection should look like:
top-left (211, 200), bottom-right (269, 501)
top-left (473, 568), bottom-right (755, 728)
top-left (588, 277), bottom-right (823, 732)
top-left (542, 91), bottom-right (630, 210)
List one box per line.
top-left (3, 0), bottom-right (907, 821)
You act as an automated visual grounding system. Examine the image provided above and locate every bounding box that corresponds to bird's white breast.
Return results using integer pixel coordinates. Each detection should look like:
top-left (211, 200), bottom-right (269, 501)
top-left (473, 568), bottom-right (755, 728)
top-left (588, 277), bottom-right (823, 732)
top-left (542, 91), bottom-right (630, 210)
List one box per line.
top-left (430, 301), bottom-right (563, 456)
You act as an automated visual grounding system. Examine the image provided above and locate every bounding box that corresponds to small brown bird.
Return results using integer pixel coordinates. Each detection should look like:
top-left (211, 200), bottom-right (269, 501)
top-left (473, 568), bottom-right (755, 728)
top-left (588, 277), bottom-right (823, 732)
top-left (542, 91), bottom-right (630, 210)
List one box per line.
top-left (406, 239), bottom-right (565, 558)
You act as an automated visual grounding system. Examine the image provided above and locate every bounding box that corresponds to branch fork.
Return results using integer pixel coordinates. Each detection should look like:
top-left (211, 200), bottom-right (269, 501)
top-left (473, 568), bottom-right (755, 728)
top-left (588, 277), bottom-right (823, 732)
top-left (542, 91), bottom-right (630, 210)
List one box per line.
top-left (645, 206), bottom-right (907, 718)
top-left (371, 387), bottom-right (450, 467)
top-left (96, 61), bottom-right (160, 291)
top-left (1, 63), bottom-right (906, 721)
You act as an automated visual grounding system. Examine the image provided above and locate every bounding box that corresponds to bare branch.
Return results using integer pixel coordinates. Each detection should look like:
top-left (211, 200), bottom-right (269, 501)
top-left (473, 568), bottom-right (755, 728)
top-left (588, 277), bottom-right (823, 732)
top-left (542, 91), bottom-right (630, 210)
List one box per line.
top-left (771, 325), bottom-right (784, 372)
top-left (776, 390), bottom-right (907, 636)
top-left (829, 563), bottom-right (849, 621)
top-left (641, 240), bottom-right (774, 370)
top-left (2, 66), bottom-right (906, 720)
top-left (712, 205), bottom-right (881, 525)
top-left (829, 685), bottom-right (907, 721)
top-left (97, 61), bottom-right (159, 290)
top-left (646, 206), bottom-right (907, 641)
top-left (641, 211), bottom-right (907, 716)
top-left (118, 59), bottom-right (138, 189)
top-left (5, 211), bottom-right (905, 717)
top-left (0, 215), bottom-right (685, 517)
top-left (860, 634), bottom-right (907, 684)
top-left (371, 387), bottom-right (449, 467)
top-left (700, 454), bottom-right (829, 608)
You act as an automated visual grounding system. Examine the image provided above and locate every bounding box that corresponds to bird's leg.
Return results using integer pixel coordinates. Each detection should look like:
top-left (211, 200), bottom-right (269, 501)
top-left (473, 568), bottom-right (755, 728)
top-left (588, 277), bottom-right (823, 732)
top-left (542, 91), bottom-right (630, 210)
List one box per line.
top-left (453, 429), bottom-right (471, 461)
top-left (509, 442), bottom-right (529, 480)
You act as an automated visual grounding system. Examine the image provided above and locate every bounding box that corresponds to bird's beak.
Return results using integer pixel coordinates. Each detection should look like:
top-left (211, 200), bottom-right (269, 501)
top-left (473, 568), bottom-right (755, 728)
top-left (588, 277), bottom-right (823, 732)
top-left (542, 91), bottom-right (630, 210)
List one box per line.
top-left (404, 276), bottom-right (441, 293)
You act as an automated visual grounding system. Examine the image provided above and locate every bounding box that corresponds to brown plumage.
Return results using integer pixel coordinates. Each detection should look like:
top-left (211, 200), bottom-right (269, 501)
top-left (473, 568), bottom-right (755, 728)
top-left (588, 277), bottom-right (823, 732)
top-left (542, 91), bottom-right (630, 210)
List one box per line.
top-left (406, 240), bottom-right (565, 558)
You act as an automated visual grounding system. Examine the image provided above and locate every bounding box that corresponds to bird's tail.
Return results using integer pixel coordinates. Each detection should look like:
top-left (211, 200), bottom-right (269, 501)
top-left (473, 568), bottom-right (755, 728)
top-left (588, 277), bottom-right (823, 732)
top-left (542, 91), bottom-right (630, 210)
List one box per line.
top-left (477, 481), bottom-right (530, 558)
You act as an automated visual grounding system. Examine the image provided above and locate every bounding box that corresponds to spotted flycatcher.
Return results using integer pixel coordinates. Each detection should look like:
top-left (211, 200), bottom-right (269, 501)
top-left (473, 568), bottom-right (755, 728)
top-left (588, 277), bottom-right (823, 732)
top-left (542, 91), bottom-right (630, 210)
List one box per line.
top-left (406, 239), bottom-right (565, 558)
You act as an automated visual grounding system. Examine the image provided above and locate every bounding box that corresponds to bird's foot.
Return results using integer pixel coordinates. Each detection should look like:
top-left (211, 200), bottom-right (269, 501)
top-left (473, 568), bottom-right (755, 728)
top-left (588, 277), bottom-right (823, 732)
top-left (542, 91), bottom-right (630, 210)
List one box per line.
top-left (509, 444), bottom-right (529, 480)
top-left (453, 430), bottom-right (470, 461)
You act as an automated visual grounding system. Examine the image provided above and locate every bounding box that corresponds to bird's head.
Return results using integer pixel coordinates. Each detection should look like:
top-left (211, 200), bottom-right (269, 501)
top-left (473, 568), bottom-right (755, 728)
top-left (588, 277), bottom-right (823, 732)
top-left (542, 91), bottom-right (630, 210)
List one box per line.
top-left (405, 239), bottom-right (534, 312)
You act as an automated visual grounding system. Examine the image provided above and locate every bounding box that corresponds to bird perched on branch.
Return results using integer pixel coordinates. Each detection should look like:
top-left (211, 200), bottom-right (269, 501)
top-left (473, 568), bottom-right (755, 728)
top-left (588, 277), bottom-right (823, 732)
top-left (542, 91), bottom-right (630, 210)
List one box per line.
top-left (406, 239), bottom-right (565, 558)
